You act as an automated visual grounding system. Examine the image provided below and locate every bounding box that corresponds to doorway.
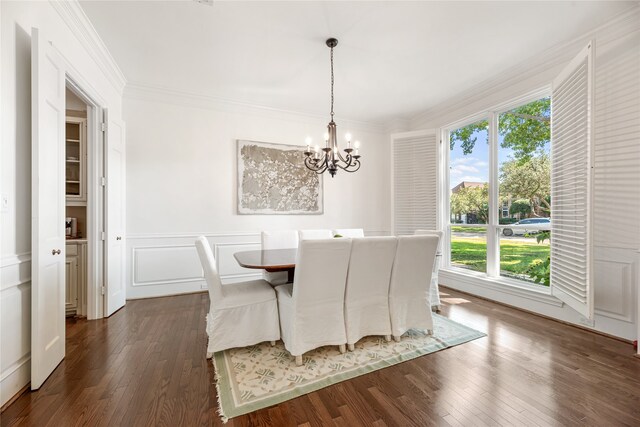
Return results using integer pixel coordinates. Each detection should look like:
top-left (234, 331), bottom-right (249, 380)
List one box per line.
top-left (64, 79), bottom-right (107, 321)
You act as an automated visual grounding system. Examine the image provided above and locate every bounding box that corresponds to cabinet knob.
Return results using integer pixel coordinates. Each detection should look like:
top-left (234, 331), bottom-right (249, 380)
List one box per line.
top-left (52, 249), bottom-right (61, 255)
top-left (116, 236), bottom-right (122, 241)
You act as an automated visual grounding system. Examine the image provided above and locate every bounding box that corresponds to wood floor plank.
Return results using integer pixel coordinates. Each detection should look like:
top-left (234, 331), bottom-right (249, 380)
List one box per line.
top-left (2, 289), bottom-right (639, 427)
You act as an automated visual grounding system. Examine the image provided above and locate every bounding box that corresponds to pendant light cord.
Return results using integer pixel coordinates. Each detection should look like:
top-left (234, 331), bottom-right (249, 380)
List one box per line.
top-left (330, 45), bottom-right (335, 121)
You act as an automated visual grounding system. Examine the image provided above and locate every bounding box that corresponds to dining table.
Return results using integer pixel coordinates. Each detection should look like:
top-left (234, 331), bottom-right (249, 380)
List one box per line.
top-left (233, 248), bottom-right (298, 283)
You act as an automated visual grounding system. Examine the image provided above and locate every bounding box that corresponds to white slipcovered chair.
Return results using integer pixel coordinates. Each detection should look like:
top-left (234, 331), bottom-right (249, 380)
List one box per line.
top-left (414, 229), bottom-right (444, 312)
top-left (195, 236), bottom-right (280, 358)
top-left (261, 230), bottom-right (299, 285)
top-left (275, 238), bottom-right (352, 366)
top-left (344, 236), bottom-right (397, 350)
top-left (298, 229), bottom-right (333, 241)
top-left (388, 235), bottom-right (440, 341)
top-left (333, 228), bottom-right (365, 238)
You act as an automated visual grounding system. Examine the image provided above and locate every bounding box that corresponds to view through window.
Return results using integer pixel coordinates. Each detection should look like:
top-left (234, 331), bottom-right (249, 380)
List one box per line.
top-left (448, 97), bottom-right (551, 286)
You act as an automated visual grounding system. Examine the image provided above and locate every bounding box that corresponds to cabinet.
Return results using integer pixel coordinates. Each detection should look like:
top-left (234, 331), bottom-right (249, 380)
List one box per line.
top-left (66, 117), bottom-right (87, 204)
top-left (65, 241), bottom-right (87, 317)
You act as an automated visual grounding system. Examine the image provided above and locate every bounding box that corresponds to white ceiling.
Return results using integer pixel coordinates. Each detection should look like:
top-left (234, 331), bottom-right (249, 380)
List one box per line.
top-left (80, 1), bottom-right (636, 122)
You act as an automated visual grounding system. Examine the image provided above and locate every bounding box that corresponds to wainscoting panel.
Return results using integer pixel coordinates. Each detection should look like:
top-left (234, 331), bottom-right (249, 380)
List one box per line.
top-left (0, 255), bottom-right (32, 407)
top-left (593, 247), bottom-right (636, 323)
top-left (126, 233), bottom-right (264, 299)
top-left (214, 243), bottom-right (261, 278)
top-left (133, 245), bottom-right (203, 287)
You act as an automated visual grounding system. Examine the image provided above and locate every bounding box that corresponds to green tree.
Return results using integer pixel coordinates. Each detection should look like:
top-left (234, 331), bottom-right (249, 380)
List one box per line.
top-left (509, 199), bottom-right (532, 217)
top-left (450, 98), bottom-right (550, 161)
top-left (500, 154), bottom-right (551, 214)
top-left (450, 184), bottom-right (489, 223)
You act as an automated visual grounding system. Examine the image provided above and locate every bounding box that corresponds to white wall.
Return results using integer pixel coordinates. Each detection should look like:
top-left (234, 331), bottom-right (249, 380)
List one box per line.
top-left (123, 89), bottom-right (391, 298)
top-left (0, 0), bottom-right (125, 407)
top-left (411, 8), bottom-right (640, 340)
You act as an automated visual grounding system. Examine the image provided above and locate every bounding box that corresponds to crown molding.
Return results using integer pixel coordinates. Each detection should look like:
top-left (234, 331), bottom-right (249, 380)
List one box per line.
top-left (50, 0), bottom-right (127, 94)
top-left (124, 81), bottom-right (386, 133)
top-left (409, 4), bottom-right (640, 129)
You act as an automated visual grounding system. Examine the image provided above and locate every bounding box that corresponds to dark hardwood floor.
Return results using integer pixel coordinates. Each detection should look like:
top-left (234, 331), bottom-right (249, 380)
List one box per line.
top-left (2, 288), bottom-right (639, 426)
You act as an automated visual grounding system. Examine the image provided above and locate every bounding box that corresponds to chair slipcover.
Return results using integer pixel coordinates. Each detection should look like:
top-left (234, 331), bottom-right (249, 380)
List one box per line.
top-left (195, 236), bottom-right (280, 357)
top-left (276, 238), bottom-right (352, 359)
top-left (388, 235), bottom-right (440, 339)
top-left (261, 230), bottom-right (299, 285)
top-left (333, 228), bottom-right (365, 238)
top-left (344, 237), bottom-right (397, 348)
top-left (298, 229), bottom-right (333, 241)
top-left (414, 229), bottom-right (444, 310)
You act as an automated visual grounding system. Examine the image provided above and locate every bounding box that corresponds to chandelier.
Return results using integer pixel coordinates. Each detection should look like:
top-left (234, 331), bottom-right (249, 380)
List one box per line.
top-left (304, 38), bottom-right (361, 178)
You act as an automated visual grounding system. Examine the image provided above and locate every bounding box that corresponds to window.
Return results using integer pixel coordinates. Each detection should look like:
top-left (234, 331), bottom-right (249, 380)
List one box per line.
top-left (447, 96), bottom-right (551, 286)
top-left (448, 119), bottom-right (489, 273)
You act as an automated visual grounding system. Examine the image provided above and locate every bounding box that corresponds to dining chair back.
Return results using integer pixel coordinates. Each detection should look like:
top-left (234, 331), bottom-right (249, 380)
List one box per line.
top-left (388, 234), bottom-right (440, 340)
top-left (276, 238), bottom-right (352, 363)
top-left (298, 229), bottom-right (333, 241)
top-left (333, 228), bottom-right (365, 238)
top-left (414, 230), bottom-right (444, 311)
top-left (195, 236), bottom-right (224, 306)
top-left (261, 230), bottom-right (298, 285)
top-left (344, 236), bottom-right (397, 349)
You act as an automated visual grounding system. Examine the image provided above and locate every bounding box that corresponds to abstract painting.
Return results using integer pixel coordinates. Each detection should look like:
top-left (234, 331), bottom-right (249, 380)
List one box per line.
top-left (237, 140), bottom-right (323, 214)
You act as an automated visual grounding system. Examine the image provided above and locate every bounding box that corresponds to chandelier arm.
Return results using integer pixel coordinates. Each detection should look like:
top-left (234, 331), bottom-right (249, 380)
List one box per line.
top-left (305, 156), bottom-right (325, 172)
top-left (336, 150), bottom-right (349, 164)
top-left (337, 159), bottom-right (361, 173)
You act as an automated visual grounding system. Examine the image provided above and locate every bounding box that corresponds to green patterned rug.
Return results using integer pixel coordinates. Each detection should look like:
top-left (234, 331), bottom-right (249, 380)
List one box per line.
top-left (212, 314), bottom-right (485, 421)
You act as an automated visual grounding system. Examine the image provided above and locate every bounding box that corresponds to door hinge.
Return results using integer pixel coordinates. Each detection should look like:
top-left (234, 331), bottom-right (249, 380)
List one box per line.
top-left (101, 286), bottom-right (106, 295)
top-left (101, 176), bottom-right (106, 187)
top-left (101, 231), bottom-right (106, 241)
top-left (101, 122), bottom-right (106, 132)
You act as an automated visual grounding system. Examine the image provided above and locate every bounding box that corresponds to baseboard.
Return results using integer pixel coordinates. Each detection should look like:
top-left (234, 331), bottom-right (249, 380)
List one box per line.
top-left (0, 355), bottom-right (30, 410)
top-left (440, 285), bottom-right (634, 345)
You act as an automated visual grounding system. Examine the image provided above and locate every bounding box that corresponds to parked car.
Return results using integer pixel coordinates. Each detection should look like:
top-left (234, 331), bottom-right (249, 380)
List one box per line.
top-left (502, 218), bottom-right (551, 236)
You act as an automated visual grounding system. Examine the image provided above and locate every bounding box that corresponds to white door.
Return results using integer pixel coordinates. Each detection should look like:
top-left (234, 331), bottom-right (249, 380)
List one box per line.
top-left (31, 27), bottom-right (66, 390)
top-left (105, 112), bottom-right (126, 316)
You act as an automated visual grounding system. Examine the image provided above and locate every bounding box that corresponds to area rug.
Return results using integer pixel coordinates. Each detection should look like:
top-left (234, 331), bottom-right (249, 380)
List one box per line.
top-left (212, 314), bottom-right (485, 421)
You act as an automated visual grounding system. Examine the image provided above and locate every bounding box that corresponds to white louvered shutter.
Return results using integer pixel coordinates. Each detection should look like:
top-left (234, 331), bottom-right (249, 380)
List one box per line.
top-left (392, 130), bottom-right (438, 236)
top-left (551, 42), bottom-right (594, 319)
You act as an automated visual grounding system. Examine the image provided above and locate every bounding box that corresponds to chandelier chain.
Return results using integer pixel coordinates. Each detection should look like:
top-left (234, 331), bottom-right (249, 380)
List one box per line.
top-left (330, 45), bottom-right (334, 121)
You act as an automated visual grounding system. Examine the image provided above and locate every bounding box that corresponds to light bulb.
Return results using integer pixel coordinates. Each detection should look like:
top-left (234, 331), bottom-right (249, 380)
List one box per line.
top-left (305, 136), bottom-right (312, 145)
top-left (354, 140), bottom-right (361, 149)
top-left (324, 133), bottom-right (329, 141)
top-left (345, 133), bottom-right (352, 142)
top-left (314, 144), bottom-right (319, 152)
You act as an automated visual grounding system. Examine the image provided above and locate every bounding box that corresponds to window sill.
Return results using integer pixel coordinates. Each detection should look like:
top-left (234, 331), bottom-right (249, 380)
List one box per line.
top-left (439, 268), bottom-right (564, 307)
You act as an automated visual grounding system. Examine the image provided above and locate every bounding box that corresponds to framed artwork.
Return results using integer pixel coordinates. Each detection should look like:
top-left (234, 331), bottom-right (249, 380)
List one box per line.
top-left (237, 140), bottom-right (323, 215)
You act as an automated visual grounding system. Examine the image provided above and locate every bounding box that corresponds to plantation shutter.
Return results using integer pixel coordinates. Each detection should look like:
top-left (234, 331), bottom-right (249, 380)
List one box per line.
top-left (392, 130), bottom-right (438, 236)
top-left (550, 42), bottom-right (594, 319)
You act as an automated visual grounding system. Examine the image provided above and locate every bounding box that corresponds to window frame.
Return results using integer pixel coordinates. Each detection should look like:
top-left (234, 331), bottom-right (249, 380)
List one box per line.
top-left (441, 86), bottom-right (551, 285)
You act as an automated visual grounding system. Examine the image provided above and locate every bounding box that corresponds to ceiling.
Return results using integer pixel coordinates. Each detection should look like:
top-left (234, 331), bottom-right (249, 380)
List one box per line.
top-left (80, 1), bottom-right (636, 122)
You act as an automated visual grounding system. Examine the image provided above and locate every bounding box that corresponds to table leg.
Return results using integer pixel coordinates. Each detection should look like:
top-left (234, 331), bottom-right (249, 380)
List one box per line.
top-left (287, 268), bottom-right (295, 283)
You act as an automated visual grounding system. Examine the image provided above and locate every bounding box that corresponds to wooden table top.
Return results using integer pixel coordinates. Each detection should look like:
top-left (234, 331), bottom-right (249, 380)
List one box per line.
top-left (234, 248), bottom-right (297, 272)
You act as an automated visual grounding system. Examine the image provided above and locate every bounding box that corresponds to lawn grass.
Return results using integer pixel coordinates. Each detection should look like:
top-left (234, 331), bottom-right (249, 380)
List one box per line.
top-left (450, 226), bottom-right (487, 233)
top-left (451, 236), bottom-right (550, 284)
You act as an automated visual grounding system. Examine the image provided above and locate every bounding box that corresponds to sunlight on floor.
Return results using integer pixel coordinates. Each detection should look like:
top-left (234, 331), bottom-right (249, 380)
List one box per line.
top-left (440, 292), bottom-right (472, 305)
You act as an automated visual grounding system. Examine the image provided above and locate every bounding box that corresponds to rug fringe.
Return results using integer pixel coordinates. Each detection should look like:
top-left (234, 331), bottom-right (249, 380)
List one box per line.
top-left (212, 355), bottom-right (229, 423)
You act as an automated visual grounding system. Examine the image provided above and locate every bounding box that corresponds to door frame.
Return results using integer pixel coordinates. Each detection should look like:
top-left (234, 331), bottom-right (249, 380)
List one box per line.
top-left (64, 75), bottom-right (106, 320)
